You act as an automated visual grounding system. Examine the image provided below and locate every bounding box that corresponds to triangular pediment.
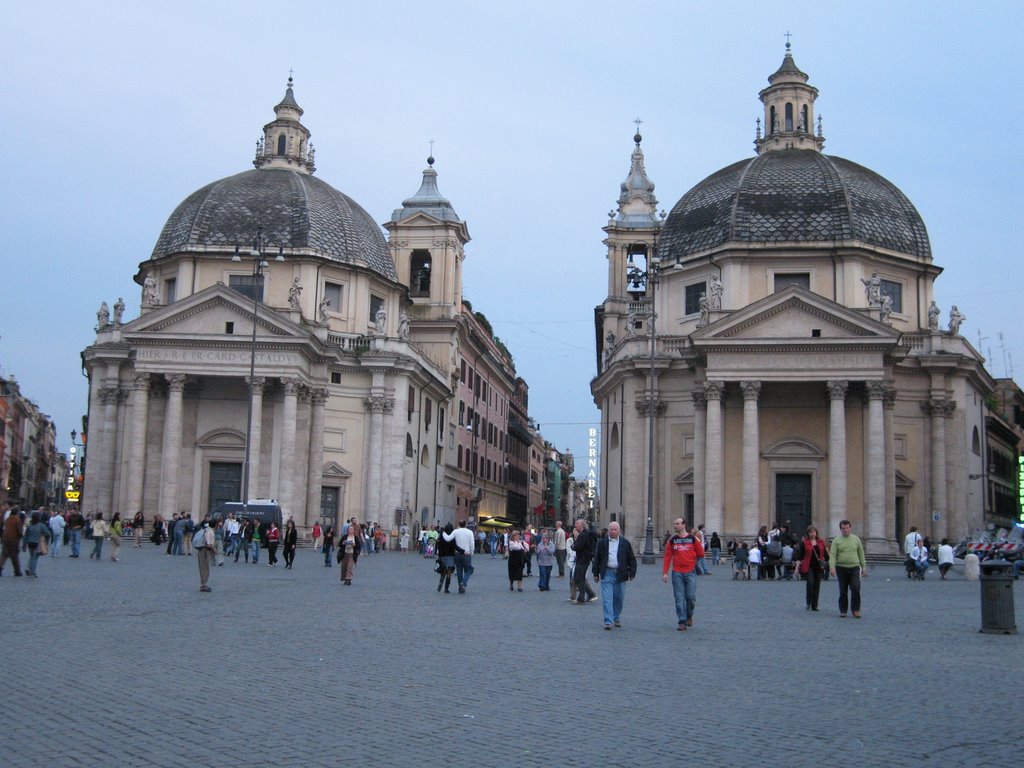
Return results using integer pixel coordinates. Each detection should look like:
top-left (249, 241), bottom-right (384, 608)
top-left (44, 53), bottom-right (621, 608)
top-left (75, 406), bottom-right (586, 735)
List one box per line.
top-left (322, 461), bottom-right (352, 480)
top-left (692, 285), bottom-right (901, 345)
top-left (124, 283), bottom-right (307, 339)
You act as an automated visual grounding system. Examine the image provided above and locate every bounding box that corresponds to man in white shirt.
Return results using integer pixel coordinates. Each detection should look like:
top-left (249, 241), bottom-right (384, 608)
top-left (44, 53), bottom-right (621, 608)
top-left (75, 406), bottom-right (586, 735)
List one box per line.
top-left (553, 520), bottom-right (567, 578)
top-left (937, 538), bottom-right (955, 580)
top-left (592, 522), bottom-right (637, 629)
top-left (910, 539), bottom-right (929, 580)
top-left (443, 520), bottom-right (476, 593)
top-left (49, 511), bottom-right (66, 557)
top-left (903, 526), bottom-right (920, 556)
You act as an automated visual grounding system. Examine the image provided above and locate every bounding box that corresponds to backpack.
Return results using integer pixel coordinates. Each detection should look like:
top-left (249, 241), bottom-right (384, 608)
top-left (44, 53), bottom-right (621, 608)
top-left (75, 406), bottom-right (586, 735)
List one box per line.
top-left (192, 528), bottom-right (207, 549)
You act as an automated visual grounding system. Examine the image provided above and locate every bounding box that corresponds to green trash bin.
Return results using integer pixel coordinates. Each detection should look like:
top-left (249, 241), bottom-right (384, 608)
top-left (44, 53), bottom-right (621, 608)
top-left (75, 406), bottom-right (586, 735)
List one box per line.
top-left (979, 559), bottom-right (1017, 634)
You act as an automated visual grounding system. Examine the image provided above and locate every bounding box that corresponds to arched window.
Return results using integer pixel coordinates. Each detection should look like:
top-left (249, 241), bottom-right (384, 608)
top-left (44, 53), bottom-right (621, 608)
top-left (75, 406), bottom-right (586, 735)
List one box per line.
top-left (972, 426), bottom-right (981, 455)
top-left (610, 423), bottom-right (620, 451)
top-left (769, 106), bottom-right (777, 134)
top-left (420, 445), bottom-right (429, 466)
top-left (276, 134), bottom-right (286, 155)
top-left (410, 250), bottom-right (432, 297)
top-left (801, 105), bottom-right (809, 133)
top-left (785, 103), bottom-right (794, 132)
top-left (405, 433), bottom-right (414, 458)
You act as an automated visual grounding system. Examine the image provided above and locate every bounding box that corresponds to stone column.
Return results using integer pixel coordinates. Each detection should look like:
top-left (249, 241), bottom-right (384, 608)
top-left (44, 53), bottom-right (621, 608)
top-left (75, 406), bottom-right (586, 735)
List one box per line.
top-left (826, 380), bottom-right (849, 537)
top-left (922, 398), bottom-right (955, 542)
top-left (691, 390), bottom-right (706, 525)
top-left (364, 392), bottom-right (390, 523)
top-left (245, 377), bottom-right (265, 502)
top-left (305, 388), bottom-right (328, 530)
top-left (125, 373), bottom-right (151, 515)
top-left (883, 387), bottom-right (897, 552)
top-left (159, 374), bottom-right (186, 519)
top-left (703, 381), bottom-right (725, 536)
top-left (278, 378), bottom-right (300, 523)
top-left (865, 381), bottom-right (886, 543)
top-left (98, 384), bottom-right (123, 514)
top-left (740, 380), bottom-right (762, 538)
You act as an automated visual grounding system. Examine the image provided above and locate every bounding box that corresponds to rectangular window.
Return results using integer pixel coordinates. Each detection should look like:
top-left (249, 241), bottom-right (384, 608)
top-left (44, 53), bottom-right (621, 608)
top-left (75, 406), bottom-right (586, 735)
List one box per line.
top-left (330, 372), bottom-right (341, 384)
top-left (880, 279), bottom-right (903, 313)
top-left (324, 282), bottom-right (343, 314)
top-left (460, 360), bottom-right (466, 383)
top-left (774, 273), bottom-right (810, 292)
top-left (229, 274), bottom-right (263, 302)
top-left (458, 401), bottom-right (465, 426)
top-left (369, 294), bottom-right (384, 323)
top-left (685, 281), bottom-right (706, 315)
top-left (164, 277), bottom-right (177, 304)
top-left (424, 397), bottom-right (433, 431)
top-left (467, 407), bottom-right (474, 429)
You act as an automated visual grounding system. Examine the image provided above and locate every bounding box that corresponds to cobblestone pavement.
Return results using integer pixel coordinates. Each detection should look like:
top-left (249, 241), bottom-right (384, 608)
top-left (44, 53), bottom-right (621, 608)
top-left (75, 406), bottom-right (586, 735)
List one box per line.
top-left (2, 545), bottom-right (1020, 767)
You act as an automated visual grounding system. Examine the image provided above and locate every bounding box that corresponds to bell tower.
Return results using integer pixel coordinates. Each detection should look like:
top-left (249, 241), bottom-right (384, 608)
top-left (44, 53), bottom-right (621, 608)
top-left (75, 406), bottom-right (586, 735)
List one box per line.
top-left (253, 76), bottom-right (316, 173)
top-left (755, 41), bottom-right (825, 154)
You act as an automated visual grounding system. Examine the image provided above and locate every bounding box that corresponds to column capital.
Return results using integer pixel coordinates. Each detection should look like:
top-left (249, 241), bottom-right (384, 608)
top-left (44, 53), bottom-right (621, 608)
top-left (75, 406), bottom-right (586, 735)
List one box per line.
top-left (364, 394), bottom-right (395, 414)
top-left (99, 386), bottom-right (121, 404)
top-left (311, 388), bottom-right (329, 406)
top-left (282, 377), bottom-right (301, 396)
top-left (865, 380), bottom-right (888, 400)
top-left (246, 376), bottom-right (266, 395)
top-left (635, 398), bottom-right (666, 417)
top-left (740, 380), bottom-right (762, 401)
top-left (703, 380), bottom-right (725, 401)
top-left (132, 373), bottom-right (151, 391)
top-left (165, 373), bottom-right (187, 391)
top-left (921, 398), bottom-right (956, 417)
top-left (691, 389), bottom-right (707, 409)
top-left (826, 380), bottom-right (849, 401)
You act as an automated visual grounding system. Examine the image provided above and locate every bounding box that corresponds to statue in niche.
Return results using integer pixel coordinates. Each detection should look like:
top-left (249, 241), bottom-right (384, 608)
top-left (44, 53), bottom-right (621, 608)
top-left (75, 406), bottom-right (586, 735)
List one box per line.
top-left (605, 331), bottom-right (616, 347)
top-left (398, 311), bottom-right (410, 340)
top-left (142, 274), bottom-right (160, 306)
top-left (860, 271), bottom-right (882, 307)
top-left (374, 306), bottom-right (387, 335)
top-left (698, 294), bottom-right (710, 327)
top-left (948, 305), bottom-right (966, 336)
top-left (113, 297), bottom-right (125, 325)
top-left (625, 307), bottom-right (637, 338)
top-left (878, 294), bottom-right (893, 324)
top-left (288, 277), bottom-right (303, 310)
top-left (96, 301), bottom-right (110, 330)
top-left (708, 274), bottom-right (723, 310)
top-left (317, 296), bottom-right (330, 325)
top-left (927, 300), bottom-right (941, 330)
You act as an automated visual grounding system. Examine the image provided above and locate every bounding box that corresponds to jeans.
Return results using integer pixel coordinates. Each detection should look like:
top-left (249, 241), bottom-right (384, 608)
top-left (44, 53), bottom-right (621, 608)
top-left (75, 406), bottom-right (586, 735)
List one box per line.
top-left (600, 570), bottom-right (625, 625)
top-left (27, 544), bottom-right (41, 575)
top-left (913, 561), bottom-right (928, 579)
top-left (574, 559), bottom-right (596, 603)
top-left (50, 532), bottom-right (62, 557)
top-left (555, 549), bottom-right (566, 576)
top-left (90, 537), bottom-right (104, 560)
top-left (251, 541), bottom-right (260, 563)
top-left (70, 529), bottom-right (82, 557)
top-left (804, 567), bottom-right (822, 609)
top-left (324, 545), bottom-right (333, 566)
top-left (696, 557), bottom-right (708, 575)
top-left (710, 547), bottom-right (721, 565)
top-left (538, 565), bottom-right (552, 590)
top-left (835, 566), bottom-right (862, 614)
top-left (454, 552), bottom-right (474, 588)
top-left (490, 540), bottom-right (497, 558)
top-left (172, 532), bottom-right (184, 556)
top-left (670, 570), bottom-right (697, 624)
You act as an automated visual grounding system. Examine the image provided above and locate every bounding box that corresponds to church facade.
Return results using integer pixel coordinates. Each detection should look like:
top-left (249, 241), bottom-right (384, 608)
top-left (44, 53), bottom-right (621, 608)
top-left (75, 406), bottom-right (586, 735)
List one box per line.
top-left (592, 48), bottom-right (993, 553)
top-left (81, 80), bottom-right (522, 533)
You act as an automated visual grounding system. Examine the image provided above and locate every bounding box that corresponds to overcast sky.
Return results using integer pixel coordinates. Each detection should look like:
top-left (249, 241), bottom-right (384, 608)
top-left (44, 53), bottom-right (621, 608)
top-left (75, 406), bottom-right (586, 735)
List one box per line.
top-left (4, 0), bottom-right (1021, 477)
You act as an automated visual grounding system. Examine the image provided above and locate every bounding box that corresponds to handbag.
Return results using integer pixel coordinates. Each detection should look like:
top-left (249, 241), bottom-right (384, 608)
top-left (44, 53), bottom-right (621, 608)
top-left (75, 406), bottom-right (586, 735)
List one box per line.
top-left (39, 536), bottom-right (49, 555)
top-left (434, 559), bottom-right (443, 574)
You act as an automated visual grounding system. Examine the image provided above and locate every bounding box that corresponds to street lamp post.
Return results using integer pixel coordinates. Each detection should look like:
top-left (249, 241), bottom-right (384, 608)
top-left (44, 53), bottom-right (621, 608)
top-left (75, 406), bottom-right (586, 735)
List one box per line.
top-left (233, 230), bottom-right (284, 518)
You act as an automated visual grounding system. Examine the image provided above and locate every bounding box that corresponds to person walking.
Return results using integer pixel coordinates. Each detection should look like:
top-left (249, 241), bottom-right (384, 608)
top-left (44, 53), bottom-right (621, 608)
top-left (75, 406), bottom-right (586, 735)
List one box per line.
top-left (443, 520), bottom-right (475, 594)
top-left (194, 519), bottom-right (215, 593)
top-left (67, 509), bottom-right (85, 558)
top-left (829, 520), bottom-right (867, 618)
top-left (507, 531), bottom-right (527, 592)
top-left (592, 522), bottom-right (637, 630)
top-left (132, 511), bottom-right (145, 548)
top-left (49, 510), bottom-right (66, 558)
top-left (250, 521), bottom-right (262, 564)
top-left (322, 526), bottom-right (335, 567)
top-left (708, 531), bottom-right (722, 567)
top-left (311, 520), bottom-right (323, 552)
top-left (24, 512), bottom-right (51, 577)
top-left (266, 521), bottom-right (281, 567)
top-left (795, 525), bottom-right (828, 611)
top-left (339, 522), bottom-right (362, 585)
top-left (109, 513), bottom-right (123, 561)
top-left (89, 513), bottom-right (109, 561)
top-left (282, 520), bottom-right (298, 569)
top-left (553, 520), bottom-right (567, 577)
top-left (566, 532), bottom-right (578, 602)
top-left (535, 532), bottom-right (555, 591)
top-left (0, 509), bottom-right (25, 577)
top-left (235, 519), bottom-right (252, 563)
top-left (572, 519), bottom-right (598, 605)
top-left (436, 523), bottom-right (456, 593)
top-left (662, 518), bottom-right (704, 631)
top-left (172, 515), bottom-right (186, 556)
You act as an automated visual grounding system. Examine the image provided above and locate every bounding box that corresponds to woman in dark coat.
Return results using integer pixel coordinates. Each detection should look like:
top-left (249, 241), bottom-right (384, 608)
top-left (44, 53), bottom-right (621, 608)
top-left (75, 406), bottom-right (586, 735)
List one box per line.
top-left (322, 526), bottom-right (335, 567)
top-left (282, 520), bottom-right (298, 569)
top-left (435, 523), bottom-right (456, 593)
top-left (795, 525), bottom-right (829, 611)
top-left (338, 522), bottom-right (362, 585)
top-left (507, 531), bottom-right (527, 592)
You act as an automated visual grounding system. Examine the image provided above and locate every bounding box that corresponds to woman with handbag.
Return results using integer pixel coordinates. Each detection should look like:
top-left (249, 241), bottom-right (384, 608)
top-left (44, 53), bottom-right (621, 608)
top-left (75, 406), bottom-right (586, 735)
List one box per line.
top-left (282, 519), bottom-right (298, 569)
top-left (108, 513), bottom-right (123, 562)
top-left (795, 525), bottom-right (829, 611)
top-left (507, 531), bottom-right (527, 592)
top-left (339, 521), bottom-right (362, 585)
top-left (265, 522), bottom-right (280, 567)
top-left (89, 513), bottom-right (109, 561)
top-left (24, 512), bottom-right (52, 577)
top-left (321, 526), bottom-right (335, 567)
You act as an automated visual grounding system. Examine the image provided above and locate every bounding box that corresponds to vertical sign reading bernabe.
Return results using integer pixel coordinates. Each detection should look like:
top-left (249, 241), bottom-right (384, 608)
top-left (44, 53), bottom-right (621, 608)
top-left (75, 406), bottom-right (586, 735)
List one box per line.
top-left (588, 427), bottom-right (598, 514)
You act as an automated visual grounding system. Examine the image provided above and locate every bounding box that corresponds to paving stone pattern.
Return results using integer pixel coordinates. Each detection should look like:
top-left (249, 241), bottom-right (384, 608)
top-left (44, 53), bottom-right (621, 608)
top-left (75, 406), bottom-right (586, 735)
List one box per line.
top-left (2, 547), bottom-right (1019, 767)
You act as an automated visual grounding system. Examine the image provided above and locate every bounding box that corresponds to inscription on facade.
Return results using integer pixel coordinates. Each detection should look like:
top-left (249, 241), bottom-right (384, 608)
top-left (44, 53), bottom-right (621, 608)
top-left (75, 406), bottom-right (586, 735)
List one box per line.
top-left (137, 349), bottom-right (300, 365)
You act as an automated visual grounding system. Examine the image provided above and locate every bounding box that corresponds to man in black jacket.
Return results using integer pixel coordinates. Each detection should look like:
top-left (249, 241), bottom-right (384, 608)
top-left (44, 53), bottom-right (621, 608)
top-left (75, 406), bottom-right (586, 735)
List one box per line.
top-left (592, 522), bottom-right (638, 629)
top-left (572, 519), bottom-right (598, 605)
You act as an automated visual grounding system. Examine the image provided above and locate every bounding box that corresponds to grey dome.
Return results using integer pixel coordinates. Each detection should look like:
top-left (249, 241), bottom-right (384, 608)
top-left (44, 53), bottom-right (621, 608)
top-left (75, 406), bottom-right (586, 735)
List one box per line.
top-left (659, 149), bottom-right (931, 261)
top-left (152, 168), bottom-right (396, 279)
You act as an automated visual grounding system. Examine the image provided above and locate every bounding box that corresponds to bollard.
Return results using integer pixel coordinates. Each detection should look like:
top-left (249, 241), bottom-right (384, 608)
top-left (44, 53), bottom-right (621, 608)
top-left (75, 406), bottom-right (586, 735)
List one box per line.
top-left (964, 553), bottom-right (980, 581)
top-left (979, 559), bottom-right (1017, 634)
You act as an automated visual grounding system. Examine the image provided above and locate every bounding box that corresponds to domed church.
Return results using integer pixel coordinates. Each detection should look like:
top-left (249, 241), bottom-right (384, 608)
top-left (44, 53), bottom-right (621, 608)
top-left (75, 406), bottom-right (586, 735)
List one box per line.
top-left (81, 79), bottom-right (519, 532)
top-left (593, 46), bottom-right (993, 553)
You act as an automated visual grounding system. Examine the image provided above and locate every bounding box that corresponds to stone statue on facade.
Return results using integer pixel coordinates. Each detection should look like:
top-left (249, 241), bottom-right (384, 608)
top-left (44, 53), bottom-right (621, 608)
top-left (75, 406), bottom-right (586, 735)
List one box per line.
top-left (948, 305), bottom-right (966, 336)
top-left (860, 271), bottom-right (882, 307)
top-left (697, 293), bottom-right (710, 328)
top-left (96, 301), bottom-right (110, 330)
top-left (317, 296), bottom-right (330, 325)
top-left (113, 297), bottom-right (125, 325)
top-left (625, 307), bottom-right (637, 338)
top-left (708, 274), bottom-right (724, 310)
top-left (878, 294), bottom-right (893, 324)
top-left (398, 311), bottom-right (410, 340)
top-left (374, 306), bottom-right (387, 335)
top-left (288, 277), bottom-right (303, 310)
top-left (927, 300), bottom-right (941, 330)
top-left (142, 274), bottom-right (160, 306)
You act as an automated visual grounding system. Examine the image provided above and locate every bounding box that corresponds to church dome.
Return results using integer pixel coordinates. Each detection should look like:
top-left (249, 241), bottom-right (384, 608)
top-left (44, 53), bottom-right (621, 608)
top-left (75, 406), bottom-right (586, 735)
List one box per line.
top-left (152, 168), bottom-right (396, 279)
top-left (659, 149), bottom-right (931, 262)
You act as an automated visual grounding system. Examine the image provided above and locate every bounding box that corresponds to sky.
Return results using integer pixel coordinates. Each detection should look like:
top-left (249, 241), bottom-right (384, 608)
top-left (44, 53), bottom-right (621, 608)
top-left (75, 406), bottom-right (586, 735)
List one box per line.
top-left (3, 0), bottom-right (1022, 477)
